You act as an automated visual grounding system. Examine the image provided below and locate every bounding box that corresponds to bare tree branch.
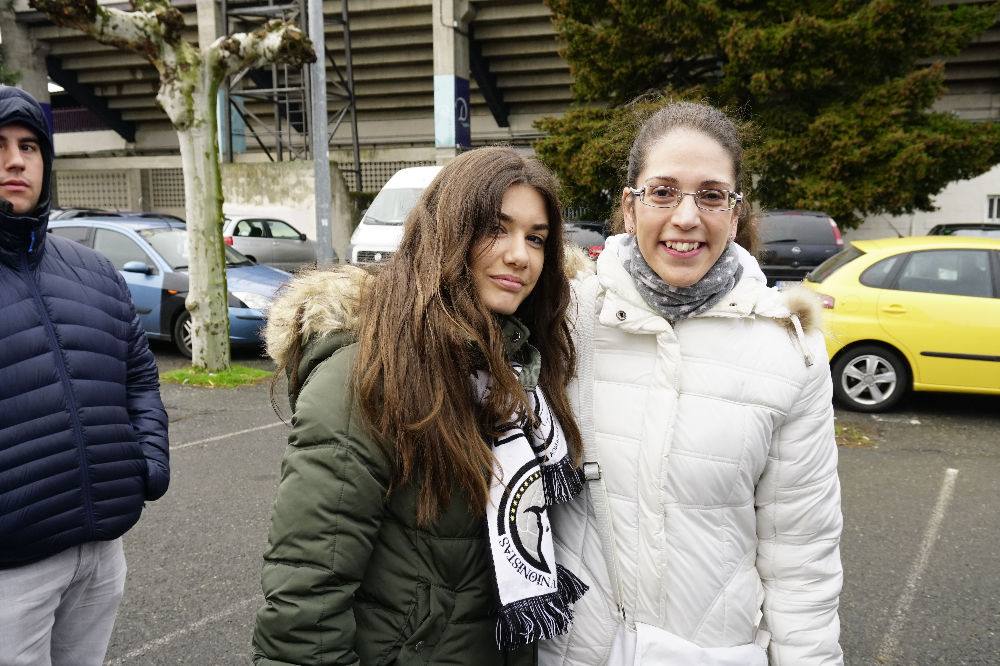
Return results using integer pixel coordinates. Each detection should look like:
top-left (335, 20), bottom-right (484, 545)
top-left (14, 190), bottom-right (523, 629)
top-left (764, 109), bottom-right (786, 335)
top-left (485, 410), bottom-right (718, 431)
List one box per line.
top-left (29, 0), bottom-right (182, 59)
top-left (210, 20), bottom-right (315, 83)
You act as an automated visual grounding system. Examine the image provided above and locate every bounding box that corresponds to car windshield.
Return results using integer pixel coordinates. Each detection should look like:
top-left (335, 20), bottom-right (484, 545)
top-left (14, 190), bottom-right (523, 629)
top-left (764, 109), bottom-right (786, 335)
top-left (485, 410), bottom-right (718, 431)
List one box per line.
top-left (760, 215), bottom-right (836, 244)
top-left (951, 228), bottom-right (1000, 238)
top-left (807, 245), bottom-right (864, 283)
top-left (138, 228), bottom-right (253, 269)
top-left (362, 187), bottom-right (425, 225)
top-left (564, 221), bottom-right (607, 247)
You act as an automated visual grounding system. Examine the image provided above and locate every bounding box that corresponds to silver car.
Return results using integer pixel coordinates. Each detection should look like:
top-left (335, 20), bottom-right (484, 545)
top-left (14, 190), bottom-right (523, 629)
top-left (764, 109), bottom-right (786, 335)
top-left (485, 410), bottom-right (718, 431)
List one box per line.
top-left (222, 216), bottom-right (323, 271)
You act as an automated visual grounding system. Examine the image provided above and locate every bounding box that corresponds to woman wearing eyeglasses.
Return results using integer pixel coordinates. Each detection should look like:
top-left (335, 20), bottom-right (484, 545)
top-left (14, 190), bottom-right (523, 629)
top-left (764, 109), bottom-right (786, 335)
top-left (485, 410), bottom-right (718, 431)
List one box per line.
top-left (541, 102), bottom-right (843, 665)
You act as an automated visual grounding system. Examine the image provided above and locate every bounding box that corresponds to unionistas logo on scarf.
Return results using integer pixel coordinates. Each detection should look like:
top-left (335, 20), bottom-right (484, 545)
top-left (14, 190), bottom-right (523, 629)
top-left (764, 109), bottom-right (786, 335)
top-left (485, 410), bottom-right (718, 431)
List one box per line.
top-left (495, 455), bottom-right (558, 590)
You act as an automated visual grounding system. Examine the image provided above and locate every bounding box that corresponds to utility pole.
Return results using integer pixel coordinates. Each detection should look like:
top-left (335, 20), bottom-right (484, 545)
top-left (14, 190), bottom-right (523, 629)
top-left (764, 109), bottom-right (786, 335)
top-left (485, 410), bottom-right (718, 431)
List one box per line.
top-left (308, 0), bottom-right (334, 265)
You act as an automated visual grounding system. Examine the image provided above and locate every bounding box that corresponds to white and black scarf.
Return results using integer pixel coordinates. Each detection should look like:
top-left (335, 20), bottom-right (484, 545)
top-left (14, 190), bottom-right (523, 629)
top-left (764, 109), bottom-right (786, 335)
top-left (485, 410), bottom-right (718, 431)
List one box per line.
top-left (473, 368), bottom-right (588, 651)
top-left (622, 234), bottom-right (744, 323)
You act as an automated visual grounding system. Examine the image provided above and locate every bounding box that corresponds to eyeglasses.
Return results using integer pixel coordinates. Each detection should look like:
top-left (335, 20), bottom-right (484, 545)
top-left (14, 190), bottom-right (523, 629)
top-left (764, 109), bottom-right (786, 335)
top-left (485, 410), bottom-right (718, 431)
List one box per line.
top-left (628, 182), bottom-right (743, 212)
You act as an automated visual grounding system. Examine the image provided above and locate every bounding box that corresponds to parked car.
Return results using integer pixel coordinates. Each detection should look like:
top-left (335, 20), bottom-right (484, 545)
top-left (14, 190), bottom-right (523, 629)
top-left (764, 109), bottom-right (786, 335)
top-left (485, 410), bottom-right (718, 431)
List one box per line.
top-left (927, 223), bottom-right (1000, 238)
top-left (50, 208), bottom-right (187, 223)
top-left (802, 235), bottom-right (1000, 412)
top-left (564, 219), bottom-right (610, 259)
top-left (50, 207), bottom-right (112, 220)
top-left (222, 215), bottom-right (322, 271)
top-left (48, 216), bottom-right (291, 357)
top-left (349, 166), bottom-right (611, 263)
top-left (349, 166), bottom-right (441, 264)
top-left (758, 210), bottom-right (843, 287)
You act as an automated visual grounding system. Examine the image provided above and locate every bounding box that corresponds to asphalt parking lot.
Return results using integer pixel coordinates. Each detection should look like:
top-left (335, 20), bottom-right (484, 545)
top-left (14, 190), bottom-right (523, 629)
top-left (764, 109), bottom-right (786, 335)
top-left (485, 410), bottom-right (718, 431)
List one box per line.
top-left (103, 343), bottom-right (1000, 665)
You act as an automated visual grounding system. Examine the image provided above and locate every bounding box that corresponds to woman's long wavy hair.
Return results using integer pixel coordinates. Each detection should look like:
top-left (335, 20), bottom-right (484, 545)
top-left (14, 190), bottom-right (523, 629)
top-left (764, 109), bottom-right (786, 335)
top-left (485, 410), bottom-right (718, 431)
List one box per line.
top-left (353, 146), bottom-right (582, 525)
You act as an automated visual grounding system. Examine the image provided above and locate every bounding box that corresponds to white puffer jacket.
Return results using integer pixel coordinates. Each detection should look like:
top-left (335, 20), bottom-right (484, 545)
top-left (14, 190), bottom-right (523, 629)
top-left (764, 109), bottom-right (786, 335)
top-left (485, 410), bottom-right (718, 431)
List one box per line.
top-left (542, 236), bottom-right (843, 665)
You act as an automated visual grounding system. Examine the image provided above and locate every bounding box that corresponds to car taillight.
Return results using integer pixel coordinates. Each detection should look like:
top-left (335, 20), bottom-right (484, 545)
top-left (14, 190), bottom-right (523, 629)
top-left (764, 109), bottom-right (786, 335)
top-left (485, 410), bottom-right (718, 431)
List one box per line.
top-left (223, 235), bottom-right (233, 246)
top-left (587, 244), bottom-right (604, 260)
top-left (817, 293), bottom-right (835, 309)
top-left (829, 218), bottom-right (843, 246)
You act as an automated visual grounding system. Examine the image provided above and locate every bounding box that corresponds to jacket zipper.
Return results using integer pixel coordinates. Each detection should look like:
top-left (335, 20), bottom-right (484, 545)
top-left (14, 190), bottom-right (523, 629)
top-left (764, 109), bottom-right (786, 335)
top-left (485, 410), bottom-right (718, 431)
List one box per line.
top-left (21, 249), bottom-right (96, 537)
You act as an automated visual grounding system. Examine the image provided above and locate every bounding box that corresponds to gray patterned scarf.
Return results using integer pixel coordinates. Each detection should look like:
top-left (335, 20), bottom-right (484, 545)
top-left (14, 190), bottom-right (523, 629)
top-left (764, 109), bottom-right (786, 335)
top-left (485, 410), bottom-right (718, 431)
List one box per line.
top-left (622, 234), bottom-right (743, 323)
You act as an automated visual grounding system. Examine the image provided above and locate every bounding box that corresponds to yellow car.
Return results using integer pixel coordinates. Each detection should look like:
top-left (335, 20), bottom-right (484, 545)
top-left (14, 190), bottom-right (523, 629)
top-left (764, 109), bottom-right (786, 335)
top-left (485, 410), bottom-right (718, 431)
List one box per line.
top-left (802, 236), bottom-right (1000, 412)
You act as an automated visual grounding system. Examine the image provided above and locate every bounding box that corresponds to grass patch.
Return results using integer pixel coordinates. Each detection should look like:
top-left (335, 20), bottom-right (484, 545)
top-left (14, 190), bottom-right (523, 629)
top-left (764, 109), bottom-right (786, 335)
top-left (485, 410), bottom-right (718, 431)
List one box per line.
top-left (161, 364), bottom-right (272, 388)
top-left (835, 422), bottom-right (877, 448)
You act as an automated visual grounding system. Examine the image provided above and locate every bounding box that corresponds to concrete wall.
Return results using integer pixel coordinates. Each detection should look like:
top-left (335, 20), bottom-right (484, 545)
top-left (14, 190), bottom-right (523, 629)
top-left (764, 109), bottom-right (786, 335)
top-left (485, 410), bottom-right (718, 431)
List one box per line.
top-left (221, 161), bottom-right (317, 237)
top-left (847, 163), bottom-right (1000, 240)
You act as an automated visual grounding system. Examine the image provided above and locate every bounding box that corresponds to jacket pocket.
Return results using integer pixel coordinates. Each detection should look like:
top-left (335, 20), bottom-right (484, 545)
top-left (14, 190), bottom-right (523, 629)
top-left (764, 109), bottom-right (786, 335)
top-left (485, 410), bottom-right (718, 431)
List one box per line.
top-left (395, 581), bottom-right (455, 665)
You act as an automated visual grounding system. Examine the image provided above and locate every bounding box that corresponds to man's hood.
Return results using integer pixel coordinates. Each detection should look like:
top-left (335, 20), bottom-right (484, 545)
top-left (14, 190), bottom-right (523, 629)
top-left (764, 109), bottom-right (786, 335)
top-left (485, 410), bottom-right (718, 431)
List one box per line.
top-left (0, 86), bottom-right (53, 218)
top-left (0, 87), bottom-right (54, 266)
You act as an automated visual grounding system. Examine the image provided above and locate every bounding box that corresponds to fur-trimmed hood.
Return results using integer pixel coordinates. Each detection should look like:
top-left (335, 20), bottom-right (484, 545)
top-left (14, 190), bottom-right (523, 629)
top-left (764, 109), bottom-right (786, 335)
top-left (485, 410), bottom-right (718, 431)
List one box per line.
top-left (265, 265), bottom-right (371, 369)
top-left (592, 234), bottom-right (823, 365)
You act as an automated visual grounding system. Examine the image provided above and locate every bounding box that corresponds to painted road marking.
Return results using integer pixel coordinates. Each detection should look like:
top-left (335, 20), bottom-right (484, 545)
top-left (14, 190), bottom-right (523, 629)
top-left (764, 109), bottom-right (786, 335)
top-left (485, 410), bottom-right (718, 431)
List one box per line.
top-left (870, 414), bottom-right (922, 425)
top-left (875, 467), bottom-right (959, 664)
top-left (171, 421), bottom-right (286, 451)
top-left (105, 597), bottom-right (258, 665)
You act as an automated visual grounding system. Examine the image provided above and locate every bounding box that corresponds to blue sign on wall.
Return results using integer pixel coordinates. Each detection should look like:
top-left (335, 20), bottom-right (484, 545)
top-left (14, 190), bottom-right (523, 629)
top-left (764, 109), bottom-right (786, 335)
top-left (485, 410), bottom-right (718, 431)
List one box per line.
top-left (434, 75), bottom-right (471, 149)
top-left (454, 76), bottom-right (470, 148)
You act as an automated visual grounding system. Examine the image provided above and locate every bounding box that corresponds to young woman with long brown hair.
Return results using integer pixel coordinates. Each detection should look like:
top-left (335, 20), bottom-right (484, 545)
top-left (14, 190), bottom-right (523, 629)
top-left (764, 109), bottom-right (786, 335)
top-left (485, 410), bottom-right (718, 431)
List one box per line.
top-left (253, 146), bottom-right (588, 665)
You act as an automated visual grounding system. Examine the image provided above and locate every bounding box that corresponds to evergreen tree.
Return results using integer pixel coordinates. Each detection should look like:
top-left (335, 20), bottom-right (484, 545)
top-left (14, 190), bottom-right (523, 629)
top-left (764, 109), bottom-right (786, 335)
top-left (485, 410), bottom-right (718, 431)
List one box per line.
top-left (0, 50), bottom-right (19, 85)
top-left (536, 0), bottom-right (1000, 228)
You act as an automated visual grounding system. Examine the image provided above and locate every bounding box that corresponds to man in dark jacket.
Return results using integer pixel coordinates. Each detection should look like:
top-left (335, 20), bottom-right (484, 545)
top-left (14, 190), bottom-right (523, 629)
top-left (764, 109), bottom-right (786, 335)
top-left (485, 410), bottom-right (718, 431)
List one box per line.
top-left (0, 86), bottom-right (169, 665)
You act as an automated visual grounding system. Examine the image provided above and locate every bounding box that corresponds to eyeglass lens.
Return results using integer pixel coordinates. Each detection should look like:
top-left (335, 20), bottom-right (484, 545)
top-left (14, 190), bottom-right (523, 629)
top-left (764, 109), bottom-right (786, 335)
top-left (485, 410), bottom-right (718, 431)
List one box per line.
top-left (643, 185), bottom-right (732, 210)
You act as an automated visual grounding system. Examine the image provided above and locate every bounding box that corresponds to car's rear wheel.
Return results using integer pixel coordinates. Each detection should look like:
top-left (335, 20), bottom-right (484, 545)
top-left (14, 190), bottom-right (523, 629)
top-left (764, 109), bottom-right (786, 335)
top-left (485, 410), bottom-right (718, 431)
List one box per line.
top-left (832, 345), bottom-right (909, 412)
top-left (172, 310), bottom-right (193, 358)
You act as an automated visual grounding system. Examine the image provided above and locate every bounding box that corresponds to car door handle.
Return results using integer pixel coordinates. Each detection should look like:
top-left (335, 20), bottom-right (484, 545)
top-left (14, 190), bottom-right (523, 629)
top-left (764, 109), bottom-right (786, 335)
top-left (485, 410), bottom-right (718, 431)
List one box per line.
top-left (881, 304), bottom-right (907, 314)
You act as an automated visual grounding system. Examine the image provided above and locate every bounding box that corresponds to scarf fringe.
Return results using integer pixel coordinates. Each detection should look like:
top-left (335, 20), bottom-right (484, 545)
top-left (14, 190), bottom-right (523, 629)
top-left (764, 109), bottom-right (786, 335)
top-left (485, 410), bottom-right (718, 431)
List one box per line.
top-left (556, 563), bottom-right (589, 606)
top-left (496, 566), bottom-right (589, 650)
top-left (541, 456), bottom-right (585, 506)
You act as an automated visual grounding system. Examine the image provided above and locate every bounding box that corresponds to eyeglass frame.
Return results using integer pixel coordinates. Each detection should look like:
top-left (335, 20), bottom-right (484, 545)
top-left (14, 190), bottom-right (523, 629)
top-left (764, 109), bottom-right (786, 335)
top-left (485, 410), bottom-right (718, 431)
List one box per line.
top-left (627, 182), bottom-right (743, 213)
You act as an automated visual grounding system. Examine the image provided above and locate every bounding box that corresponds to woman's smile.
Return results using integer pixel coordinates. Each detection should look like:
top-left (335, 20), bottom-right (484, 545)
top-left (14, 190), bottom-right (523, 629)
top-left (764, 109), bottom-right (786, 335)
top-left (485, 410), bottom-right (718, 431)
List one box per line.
top-left (659, 240), bottom-right (705, 257)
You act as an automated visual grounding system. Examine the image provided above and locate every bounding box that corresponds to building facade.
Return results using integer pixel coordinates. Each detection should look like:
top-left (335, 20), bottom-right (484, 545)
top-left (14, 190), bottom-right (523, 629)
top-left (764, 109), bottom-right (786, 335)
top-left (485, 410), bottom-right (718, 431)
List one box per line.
top-left (3, 0), bottom-right (999, 238)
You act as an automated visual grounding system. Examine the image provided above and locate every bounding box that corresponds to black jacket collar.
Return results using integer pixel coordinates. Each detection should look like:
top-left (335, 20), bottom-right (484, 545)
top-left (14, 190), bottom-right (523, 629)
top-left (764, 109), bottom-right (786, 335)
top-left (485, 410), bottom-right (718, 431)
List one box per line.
top-left (0, 208), bottom-right (49, 269)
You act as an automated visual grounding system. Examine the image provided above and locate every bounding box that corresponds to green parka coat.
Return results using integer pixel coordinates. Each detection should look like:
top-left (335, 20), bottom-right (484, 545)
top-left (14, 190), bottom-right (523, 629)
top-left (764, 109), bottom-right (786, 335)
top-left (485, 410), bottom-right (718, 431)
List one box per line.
top-left (252, 269), bottom-right (539, 666)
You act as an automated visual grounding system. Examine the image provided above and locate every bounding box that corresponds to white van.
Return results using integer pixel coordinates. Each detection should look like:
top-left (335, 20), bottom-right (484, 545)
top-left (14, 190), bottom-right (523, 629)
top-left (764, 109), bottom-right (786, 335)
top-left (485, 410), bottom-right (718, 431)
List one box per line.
top-left (348, 166), bottom-right (442, 263)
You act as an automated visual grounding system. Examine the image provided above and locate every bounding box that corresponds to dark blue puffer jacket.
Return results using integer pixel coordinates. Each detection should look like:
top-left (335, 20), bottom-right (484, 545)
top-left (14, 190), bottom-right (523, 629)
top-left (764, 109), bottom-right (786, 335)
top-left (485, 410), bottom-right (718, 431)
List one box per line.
top-left (0, 86), bottom-right (169, 568)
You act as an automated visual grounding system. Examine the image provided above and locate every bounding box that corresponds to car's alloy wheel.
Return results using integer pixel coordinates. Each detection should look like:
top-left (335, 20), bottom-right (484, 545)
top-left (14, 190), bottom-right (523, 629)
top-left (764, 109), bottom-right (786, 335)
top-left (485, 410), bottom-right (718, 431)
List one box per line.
top-left (173, 310), bottom-right (193, 358)
top-left (832, 345), bottom-right (909, 412)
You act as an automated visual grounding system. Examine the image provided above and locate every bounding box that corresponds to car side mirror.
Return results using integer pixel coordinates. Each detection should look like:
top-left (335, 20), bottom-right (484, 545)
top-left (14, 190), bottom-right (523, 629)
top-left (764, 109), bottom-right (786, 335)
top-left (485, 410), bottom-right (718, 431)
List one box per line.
top-left (299, 232), bottom-right (307, 241)
top-left (122, 261), bottom-right (151, 274)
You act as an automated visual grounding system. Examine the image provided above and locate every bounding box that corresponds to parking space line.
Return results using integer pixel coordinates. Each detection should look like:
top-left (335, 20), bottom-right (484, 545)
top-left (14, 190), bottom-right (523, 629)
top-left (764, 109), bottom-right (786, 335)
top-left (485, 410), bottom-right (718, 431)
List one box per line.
top-left (875, 467), bottom-right (959, 664)
top-left (105, 597), bottom-right (258, 665)
top-left (171, 421), bottom-right (286, 451)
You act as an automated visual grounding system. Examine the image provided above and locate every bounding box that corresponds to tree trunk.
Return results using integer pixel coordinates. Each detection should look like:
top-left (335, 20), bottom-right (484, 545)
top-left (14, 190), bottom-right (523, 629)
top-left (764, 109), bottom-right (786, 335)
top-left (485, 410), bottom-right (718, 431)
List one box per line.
top-left (177, 87), bottom-right (231, 371)
top-left (29, 0), bottom-right (315, 373)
